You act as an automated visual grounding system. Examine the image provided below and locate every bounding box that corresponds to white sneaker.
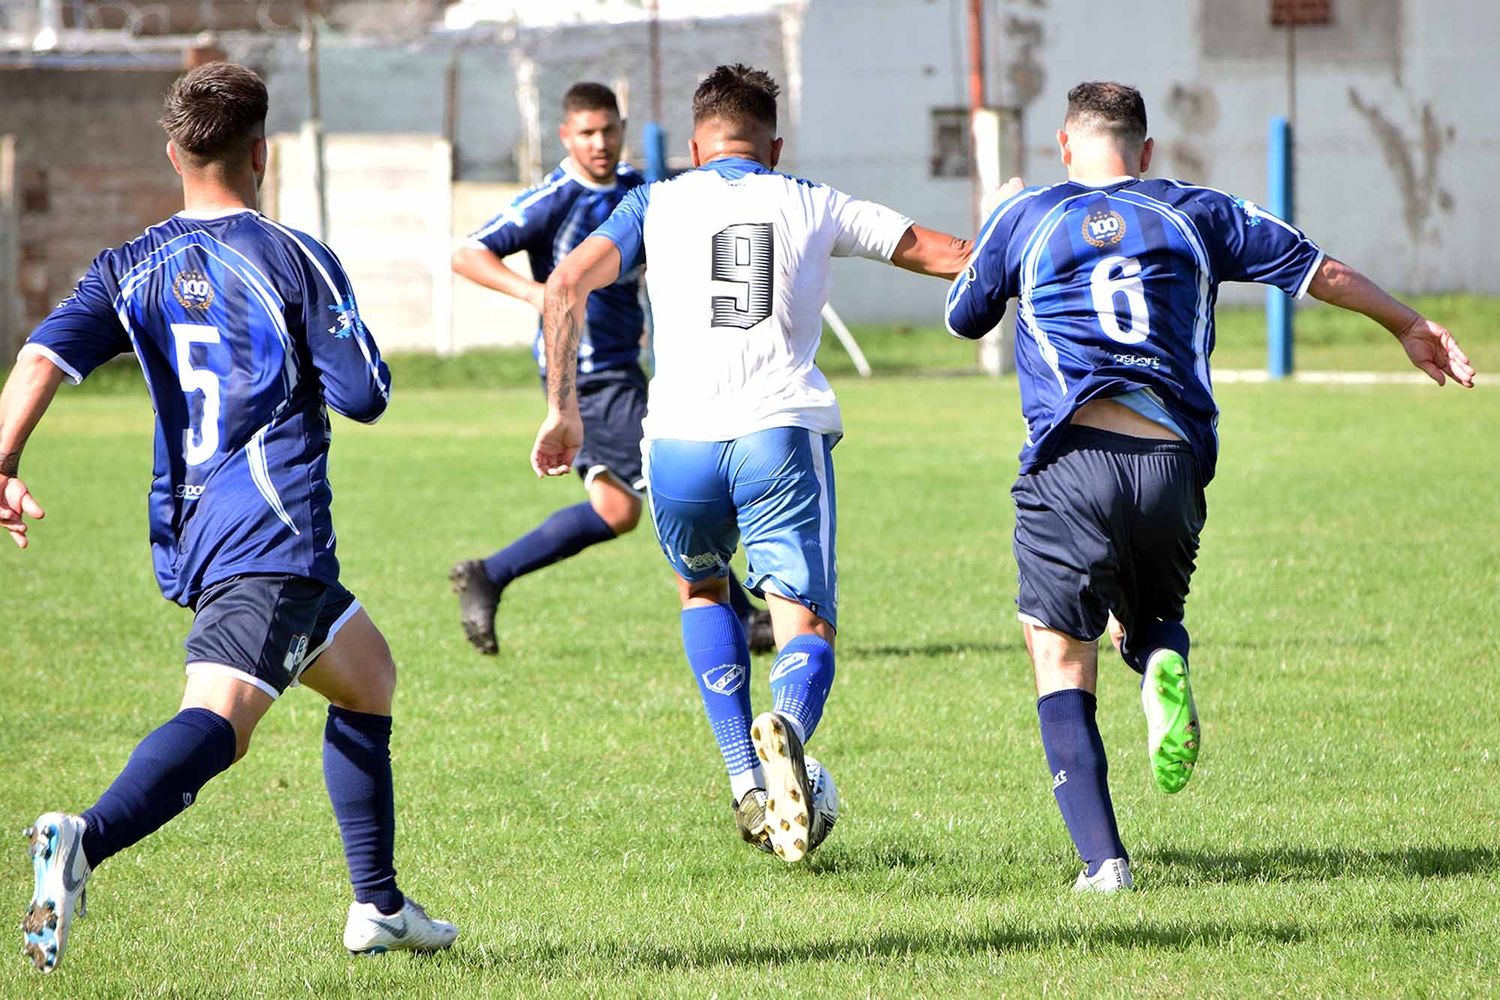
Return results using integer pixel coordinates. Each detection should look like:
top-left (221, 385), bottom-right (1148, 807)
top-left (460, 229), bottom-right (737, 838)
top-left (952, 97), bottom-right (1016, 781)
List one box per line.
top-left (20, 812), bottom-right (91, 973)
top-left (342, 898), bottom-right (458, 955)
top-left (1073, 857), bottom-right (1133, 893)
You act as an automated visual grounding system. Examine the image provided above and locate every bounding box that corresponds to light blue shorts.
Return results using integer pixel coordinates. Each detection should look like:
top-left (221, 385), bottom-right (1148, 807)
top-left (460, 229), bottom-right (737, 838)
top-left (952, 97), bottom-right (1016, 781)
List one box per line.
top-left (646, 426), bottom-right (839, 629)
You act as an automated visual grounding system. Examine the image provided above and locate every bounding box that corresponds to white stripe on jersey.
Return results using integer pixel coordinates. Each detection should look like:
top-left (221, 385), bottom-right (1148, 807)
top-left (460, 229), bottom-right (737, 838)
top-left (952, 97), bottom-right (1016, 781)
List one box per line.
top-left (1015, 194), bottom-right (1095, 393)
top-left (469, 175), bottom-right (569, 242)
top-left (246, 422), bottom-right (300, 535)
top-left (1112, 191), bottom-right (1214, 397)
top-left (254, 217), bottom-right (388, 405)
top-left (943, 185), bottom-right (1053, 337)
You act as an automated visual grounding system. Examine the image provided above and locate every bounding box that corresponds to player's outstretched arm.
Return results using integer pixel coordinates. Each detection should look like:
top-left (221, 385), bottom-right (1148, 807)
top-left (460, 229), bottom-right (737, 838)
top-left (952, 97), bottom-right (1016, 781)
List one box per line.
top-left (890, 225), bottom-right (973, 280)
top-left (452, 245), bottom-right (546, 313)
top-left (1307, 257), bottom-right (1476, 387)
top-left (531, 235), bottom-right (623, 477)
top-left (0, 351), bottom-right (67, 549)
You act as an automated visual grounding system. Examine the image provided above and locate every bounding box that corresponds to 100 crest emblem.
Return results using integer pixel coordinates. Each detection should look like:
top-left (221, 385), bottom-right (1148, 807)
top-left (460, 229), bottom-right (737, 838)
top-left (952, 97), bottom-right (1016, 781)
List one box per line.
top-left (1082, 209), bottom-right (1127, 248)
top-left (172, 269), bottom-right (214, 310)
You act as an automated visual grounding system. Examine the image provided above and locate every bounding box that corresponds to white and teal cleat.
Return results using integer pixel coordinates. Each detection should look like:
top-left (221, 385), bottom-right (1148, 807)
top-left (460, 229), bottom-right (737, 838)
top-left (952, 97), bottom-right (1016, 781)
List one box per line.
top-left (1142, 649), bottom-right (1200, 794)
top-left (20, 812), bottom-right (91, 973)
top-left (1073, 857), bottom-right (1134, 894)
top-left (343, 898), bottom-right (458, 955)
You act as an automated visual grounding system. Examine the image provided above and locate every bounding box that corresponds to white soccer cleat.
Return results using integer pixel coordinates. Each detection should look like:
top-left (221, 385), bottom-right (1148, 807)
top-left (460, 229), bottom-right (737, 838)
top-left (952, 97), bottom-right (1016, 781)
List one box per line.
top-left (342, 898), bottom-right (458, 955)
top-left (751, 711), bottom-right (817, 863)
top-left (20, 812), bottom-right (91, 973)
top-left (1073, 857), bottom-right (1134, 894)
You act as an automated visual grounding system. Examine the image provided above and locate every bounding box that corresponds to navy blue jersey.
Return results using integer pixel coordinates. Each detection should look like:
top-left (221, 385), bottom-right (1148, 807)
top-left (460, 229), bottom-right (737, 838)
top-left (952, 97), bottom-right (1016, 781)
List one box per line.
top-left (23, 208), bottom-right (390, 605)
top-left (467, 160), bottom-right (646, 376)
top-left (946, 178), bottom-right (1323, 481)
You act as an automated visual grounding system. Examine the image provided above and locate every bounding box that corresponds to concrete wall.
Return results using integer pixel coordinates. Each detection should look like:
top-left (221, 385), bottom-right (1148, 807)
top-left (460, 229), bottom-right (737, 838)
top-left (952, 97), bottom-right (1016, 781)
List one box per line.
top-left (799, 0), bottom-right (1500, 321)
top-left (267, 133), bottom-right (454, 353)
top-left (0, 66), bottom-right (182, 339)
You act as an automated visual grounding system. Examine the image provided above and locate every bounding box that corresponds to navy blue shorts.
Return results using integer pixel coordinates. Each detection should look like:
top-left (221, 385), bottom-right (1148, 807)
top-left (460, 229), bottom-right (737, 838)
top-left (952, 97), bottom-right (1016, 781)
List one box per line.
top-left (550, 366), bottom-right (648, 494)
top-left (183, 574), bottom-right (362, 699)
top-left (1011, 426), bottom-right (1205, 658)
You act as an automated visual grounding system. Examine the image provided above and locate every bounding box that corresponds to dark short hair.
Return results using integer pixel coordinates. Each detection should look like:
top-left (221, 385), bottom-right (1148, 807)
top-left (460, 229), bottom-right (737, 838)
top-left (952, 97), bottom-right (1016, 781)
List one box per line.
top-left (1065, 81), bottom-right (1148, 146)
top-left (563, 82), bottom-right (620, 117)
top-left (160, 61), bottom-right (268, 164)
top-left (692, 63), bottom-right (778, 132)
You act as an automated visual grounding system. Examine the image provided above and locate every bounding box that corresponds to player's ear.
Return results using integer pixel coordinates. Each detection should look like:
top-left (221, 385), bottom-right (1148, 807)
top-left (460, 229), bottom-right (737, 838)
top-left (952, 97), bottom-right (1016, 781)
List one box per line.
top-left (1139, 137), bottom-right (1154, 176)
top-left (166, 140), bottom-right (184, 176)
top-left (251, 137), bottom-right (268, 175)
top-left (769, 136), bottom-right (784, 169)
top-left (689, 136), bottom-right (703, 168)
top-left (1056, 129), bottom-right (1070, 167)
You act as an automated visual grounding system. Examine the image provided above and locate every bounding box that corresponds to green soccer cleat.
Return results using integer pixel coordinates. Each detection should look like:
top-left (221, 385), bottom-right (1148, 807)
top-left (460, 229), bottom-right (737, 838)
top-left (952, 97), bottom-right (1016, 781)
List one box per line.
top-left (1141, 650), bottom-right (1199, 794)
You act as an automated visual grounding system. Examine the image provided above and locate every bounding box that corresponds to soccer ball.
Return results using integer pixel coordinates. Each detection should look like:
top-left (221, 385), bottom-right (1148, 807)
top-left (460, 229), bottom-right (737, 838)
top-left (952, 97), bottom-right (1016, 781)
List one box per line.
top-left (804, 755), bottom-right (840, 852)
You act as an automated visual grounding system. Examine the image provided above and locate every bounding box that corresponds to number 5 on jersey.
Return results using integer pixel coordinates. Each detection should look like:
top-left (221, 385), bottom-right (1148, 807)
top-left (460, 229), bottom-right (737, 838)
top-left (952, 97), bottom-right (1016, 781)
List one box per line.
top-left (170, 322), bottom-right (221, 466)
top-left (711, 223), bottom-right (774, 329)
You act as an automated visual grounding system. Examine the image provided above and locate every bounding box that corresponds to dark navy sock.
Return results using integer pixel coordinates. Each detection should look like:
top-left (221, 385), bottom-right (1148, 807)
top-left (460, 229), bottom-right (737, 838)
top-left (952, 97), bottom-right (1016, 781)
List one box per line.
top-left (80, 707), bottom-right (236, 868)
top-left (324, 706), bottom-right (403, 915)
top-left (481, 501), bottom-right (617, 590)
top-left (768, 634), bottom-right (836, 744)
top-left (682, 604), bottom-right (761, 799)
top-left (1121, 618), bottom-right (1191, 677)
top-left (725, 569), bottom-right (754, 621)
top-left (1037, 689), bottom-right (1128, 876)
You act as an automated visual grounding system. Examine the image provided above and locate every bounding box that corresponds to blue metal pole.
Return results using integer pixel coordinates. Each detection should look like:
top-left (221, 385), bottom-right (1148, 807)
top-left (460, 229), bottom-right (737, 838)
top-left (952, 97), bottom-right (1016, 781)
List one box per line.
top-left (1266, 116), bottom-right (1294, 379)
top-left (642, 121), bottom-right (668, 182)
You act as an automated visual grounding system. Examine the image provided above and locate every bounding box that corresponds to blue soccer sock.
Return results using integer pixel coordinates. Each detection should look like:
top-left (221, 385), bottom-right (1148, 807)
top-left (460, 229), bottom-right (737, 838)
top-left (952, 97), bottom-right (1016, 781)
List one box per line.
top-left (481, 501), bottom-right (617, 590)
top-left (80, 707), bottom-right (237, 868)
top-left (768, 634), bottom-right (836, 745)
top-left (323, 706), bottom-right (403, 915)
top-left (1037, 689), bottom-right (1127, 876)
top-left (1121, 619), bottom-right (1191, 678)
top-left (683, 604), bottom-right (762, 800)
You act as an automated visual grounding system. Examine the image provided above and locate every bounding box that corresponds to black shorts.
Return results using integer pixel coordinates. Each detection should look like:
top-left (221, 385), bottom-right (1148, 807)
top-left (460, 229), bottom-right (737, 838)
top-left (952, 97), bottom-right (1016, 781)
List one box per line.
top-left (1011, 426), bottom-right (1205, 656)
top-left (552, 366), bottom-right (648, 494)
top-left (183, 574), bottom-right (361, 699)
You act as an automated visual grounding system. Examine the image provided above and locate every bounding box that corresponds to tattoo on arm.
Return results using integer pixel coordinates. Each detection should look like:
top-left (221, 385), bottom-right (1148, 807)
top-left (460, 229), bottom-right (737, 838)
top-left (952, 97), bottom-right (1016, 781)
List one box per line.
top-left (544, 291), bottom-right (582, 409)
top-left (0, 450), bottom-right (18, 477)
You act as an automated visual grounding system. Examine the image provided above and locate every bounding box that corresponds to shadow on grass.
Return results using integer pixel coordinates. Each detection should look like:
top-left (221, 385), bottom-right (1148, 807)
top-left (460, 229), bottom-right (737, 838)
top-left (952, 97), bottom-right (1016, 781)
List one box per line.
top-left (1144, 845), bottom-right (1500, 883)
top-left (430, 909), bottom-right (1466, 973)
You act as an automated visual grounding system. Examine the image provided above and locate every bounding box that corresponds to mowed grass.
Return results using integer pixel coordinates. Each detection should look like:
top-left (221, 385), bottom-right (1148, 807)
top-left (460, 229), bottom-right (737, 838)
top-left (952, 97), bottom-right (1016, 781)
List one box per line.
top-left (1, 367), bottom-right (1495, 996)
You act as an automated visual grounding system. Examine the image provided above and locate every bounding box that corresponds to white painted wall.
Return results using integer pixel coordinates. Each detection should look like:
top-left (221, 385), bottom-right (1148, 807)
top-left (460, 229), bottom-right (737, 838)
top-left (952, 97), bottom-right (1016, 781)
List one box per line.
top-left (798, 0), bottom-right (1500, 320)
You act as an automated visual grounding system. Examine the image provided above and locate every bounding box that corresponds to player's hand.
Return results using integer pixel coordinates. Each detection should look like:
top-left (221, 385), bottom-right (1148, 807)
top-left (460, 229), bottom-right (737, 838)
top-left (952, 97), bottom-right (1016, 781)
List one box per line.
top-left (997, 176), bottom-right (1026, 200)
top-left (1398, 316), bottom-right (1476, 388)
top-left (530, 409), bottom-right (584, 477)
top-left (0, 474), bottom-right (45, 549)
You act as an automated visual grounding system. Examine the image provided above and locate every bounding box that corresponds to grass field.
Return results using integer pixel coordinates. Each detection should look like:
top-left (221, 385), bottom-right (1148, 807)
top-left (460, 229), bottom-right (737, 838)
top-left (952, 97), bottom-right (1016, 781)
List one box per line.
top-left (1, 333), bottom-right (1496, 996)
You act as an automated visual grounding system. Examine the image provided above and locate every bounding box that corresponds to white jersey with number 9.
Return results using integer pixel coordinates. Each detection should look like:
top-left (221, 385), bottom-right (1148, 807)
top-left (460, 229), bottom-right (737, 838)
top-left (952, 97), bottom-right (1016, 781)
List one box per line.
top-left (592, 156), bottom-right (912, 443)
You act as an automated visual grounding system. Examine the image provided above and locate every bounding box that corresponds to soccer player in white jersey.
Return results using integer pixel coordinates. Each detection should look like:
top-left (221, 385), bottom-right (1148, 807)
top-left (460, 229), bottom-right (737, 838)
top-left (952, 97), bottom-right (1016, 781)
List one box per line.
top-left (450, 82), bottom-right (775, 658)
top-left (530, 64), bottom-right (971, 861)
top-left (947, 81), bottom-right (1475, 892)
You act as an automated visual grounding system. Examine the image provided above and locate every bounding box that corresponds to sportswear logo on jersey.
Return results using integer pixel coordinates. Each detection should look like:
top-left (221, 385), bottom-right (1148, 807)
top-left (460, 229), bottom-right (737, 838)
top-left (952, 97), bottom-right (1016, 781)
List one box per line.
top-left (679, 550), bottom-right (723, 573)
top-left (701, 663), bottom-right (747, 696)
top-left (1052, 769), bottom-right (1068, 790)
top-left (327, 297), bottom-right (363, 339)
top-left (1111, 353), bottom-right (1161, 368)
top-left (768, 651), bottom-right (811, 683)
top-left (1234, 197), bottom-right (1263, 227)
top-left (172, 269), bottom-right (215, 310)
top-left (1082, 208), bottom-right (1127, 248)
top-left (283, 633), bottom-right (310, 673)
